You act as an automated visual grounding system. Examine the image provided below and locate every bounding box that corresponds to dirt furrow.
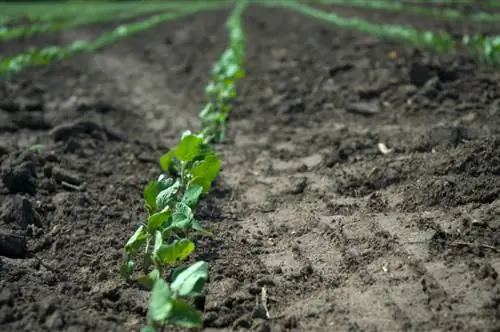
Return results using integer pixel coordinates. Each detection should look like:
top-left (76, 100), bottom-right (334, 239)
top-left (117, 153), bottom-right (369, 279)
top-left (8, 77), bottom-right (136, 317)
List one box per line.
top-left (200, 5), bottom-right (500, 332)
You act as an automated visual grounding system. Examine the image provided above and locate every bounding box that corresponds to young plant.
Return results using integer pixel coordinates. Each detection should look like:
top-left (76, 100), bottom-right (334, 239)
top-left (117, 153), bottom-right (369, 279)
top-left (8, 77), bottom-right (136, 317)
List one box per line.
top-left (199, 0), bottom-right (247, 143)
top-left (119, 1), bottom-right (248, 331)
top-left (120, 132), bottom-right (218, 287)
top-left (463, 34), bottom-right (500, 66)
top-left (141, 261), bottom-right (209, 331)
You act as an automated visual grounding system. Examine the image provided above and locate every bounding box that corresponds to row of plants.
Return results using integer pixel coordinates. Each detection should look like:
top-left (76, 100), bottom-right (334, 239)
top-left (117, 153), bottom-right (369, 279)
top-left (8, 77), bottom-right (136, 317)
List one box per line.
top-left (265, 1), bottom-right (500, 66)
top-left (463, 34), bottom-right (500, 66)
top-left (264, 1), bottom-right (455, 52)
top-left (303, 0), bottom-right (500, 22)
top-left (0, 3), bottom-right (193, 42)
top-left (0, 1), bottom-right (230, 25)
top-left (118, 1), bottom-right (248, 331)
top-left (0, 2), bottom-right (144, 25)
top-left (0, 2), bottom-right (228, 78)
top-left (395, 0), bottom-right (500, 8)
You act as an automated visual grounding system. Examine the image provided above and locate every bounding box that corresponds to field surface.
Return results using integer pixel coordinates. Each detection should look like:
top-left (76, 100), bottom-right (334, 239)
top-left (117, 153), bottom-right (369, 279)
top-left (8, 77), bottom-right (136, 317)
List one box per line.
top-left (1, 2), bottom-right (500, 332)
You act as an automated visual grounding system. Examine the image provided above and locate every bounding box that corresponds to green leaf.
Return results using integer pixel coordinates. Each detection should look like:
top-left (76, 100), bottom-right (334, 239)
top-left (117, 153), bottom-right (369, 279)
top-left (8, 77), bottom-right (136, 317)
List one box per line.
top-left (153, 230), bottom-right (163, 255)
top-left (137, 268), bottom-right (161, 289)
top-left (159, 149), bottom-right (176, 173)
top-left (156, 181), bottom-right (180, 211)
top-left (182, 185), bottom-right (203, 208)
top-left (169, 264), bottom-right (189, 283)
top-left (147, 206), bottom-right (171, 231)
top-left (175, 134), bottom-right (204, 162)
top-left (199, 102), bottom-right (215, 119)
top-left (125, 225), bottom-right (148, 254)
top-left (144, 181), bottom-right (161, 210)
top-left (192, 219), bottom-right (214, 237)
top-left (171, 202), bottom-right (194, 229)
top-left (169, 299), bottom-right (203, 328)
top-left (147, 278), bottom-right (173, 324)
top-left (190, 152), bottom-right (221, 193)
top-left (156, 239), bottom-right (195, 265)
top-left (171, 261), bottom-right (208, 297)
top-left (119, 259), bottom-right (134, 279)
top-left (140, 326), bottom-right (157, 332)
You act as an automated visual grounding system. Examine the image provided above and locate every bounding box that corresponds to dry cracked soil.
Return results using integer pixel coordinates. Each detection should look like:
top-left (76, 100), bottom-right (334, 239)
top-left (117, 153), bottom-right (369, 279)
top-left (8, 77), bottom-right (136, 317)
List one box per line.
top-left (0, 4), bottom-right (500, 332)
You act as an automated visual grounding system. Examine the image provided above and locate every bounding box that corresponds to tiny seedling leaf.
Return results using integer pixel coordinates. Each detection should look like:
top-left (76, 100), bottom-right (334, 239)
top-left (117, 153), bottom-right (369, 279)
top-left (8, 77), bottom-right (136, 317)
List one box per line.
top-left (147, 206), bottom-right (171, 232)
top-left (174, 134), bottom-right (203, 162)
top-left (181, 185), bottom-right (203, 208)
top-left (159, 149), bottom-right (176, 173)
top-left (125, 225), bottom-right (148, 254)
top-left (156, 181), bottom-right (180, 211)
top-left (169, 299), bottom-right (203, 328)
top-left (156, 238), bottom-right (195, 265)
top-left (137, 268), bottom-right (161, 290)
top-left (171, 202), bottom-right (194, 229)
top-left (119, 259), bottom-right (134, 279)
top-left (192, 219), bottom-right (214, 237)
top-left (144, 179), bottom-right (164, 211)
top-left (140, 326), bottom-right (157, 332)
top-left (153, 230), bottom-right (163, 256)
top-left (190, 152), bottom-right (221, 193)
top-left (147, 278), bottom-right (173, 324)
top-left (171, 261), bottom-right (208, 297)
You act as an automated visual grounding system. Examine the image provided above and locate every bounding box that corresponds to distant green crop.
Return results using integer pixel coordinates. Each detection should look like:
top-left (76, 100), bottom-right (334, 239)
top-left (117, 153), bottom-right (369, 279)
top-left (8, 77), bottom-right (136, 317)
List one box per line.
top-left (266, 1), bottom-right (455, 52)
top-left (305, 0), bottom-right (500, 22)
top-left (463, 34), bottom-right (500, 66)
top-left (0, 1), bottom-right (231, 25)
top-left (0, 3), bottom-right (227, 78)
top-left (199, 0), bottom-right (247, 143)
top-left (0, 4), bottom-right (193, 41)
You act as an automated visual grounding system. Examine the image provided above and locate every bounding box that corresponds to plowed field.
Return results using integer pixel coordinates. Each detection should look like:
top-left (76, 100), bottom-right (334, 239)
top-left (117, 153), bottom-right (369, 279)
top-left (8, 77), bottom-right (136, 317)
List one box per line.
top-left (1, 3), bottom-right (499, 332)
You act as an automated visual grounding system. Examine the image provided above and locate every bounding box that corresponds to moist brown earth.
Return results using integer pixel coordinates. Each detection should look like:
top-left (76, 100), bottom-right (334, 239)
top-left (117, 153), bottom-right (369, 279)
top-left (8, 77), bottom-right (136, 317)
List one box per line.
top-left (1, 4), bottom-right (500, 332)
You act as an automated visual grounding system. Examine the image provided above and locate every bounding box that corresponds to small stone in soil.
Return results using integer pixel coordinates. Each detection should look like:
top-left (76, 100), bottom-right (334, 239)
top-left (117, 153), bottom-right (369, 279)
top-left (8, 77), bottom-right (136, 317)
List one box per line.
top-left (0, 230), bottom-right (27, 258)
top-left (346, 101), bottom-right (380, 116)
top-left (2, 161), bottom-right (37, 195)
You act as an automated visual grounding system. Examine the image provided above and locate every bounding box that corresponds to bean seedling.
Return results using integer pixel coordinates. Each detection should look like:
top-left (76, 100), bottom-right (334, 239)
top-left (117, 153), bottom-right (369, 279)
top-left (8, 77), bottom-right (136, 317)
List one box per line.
top-left (119, 1), bottom-right (247, 330)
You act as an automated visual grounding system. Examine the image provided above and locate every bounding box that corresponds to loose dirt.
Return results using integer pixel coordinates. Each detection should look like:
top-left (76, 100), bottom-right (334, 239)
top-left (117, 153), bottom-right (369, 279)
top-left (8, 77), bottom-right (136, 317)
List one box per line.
top-left (1, 4), bottom-right (499, 332)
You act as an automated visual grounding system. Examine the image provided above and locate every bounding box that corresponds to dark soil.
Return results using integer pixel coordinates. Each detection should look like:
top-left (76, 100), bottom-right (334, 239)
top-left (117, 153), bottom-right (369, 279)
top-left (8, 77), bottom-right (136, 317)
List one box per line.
top-left (1, 4), bottom-right (500, 332)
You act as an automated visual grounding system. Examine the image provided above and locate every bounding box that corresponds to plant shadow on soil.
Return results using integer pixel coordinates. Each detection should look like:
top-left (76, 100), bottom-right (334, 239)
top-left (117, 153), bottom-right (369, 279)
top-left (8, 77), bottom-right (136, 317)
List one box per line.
top-left (1, 4), bottom-right (500, 332)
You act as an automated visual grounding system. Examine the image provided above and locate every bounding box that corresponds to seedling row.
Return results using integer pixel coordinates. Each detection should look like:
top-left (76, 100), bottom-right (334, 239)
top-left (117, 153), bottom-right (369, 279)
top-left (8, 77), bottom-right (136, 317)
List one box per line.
top-left (304, 0), bottom-right (500, 22)
top-left (0, 2), bottom-right (229, 78)
top-left (0, 3), bottom-right (208, 42)
top-left (119, 1), bottom-right (247, 330)
top-left (2, 0), bottom-right (500, 80)
top-left (284, 1), bottom-right (500, 65)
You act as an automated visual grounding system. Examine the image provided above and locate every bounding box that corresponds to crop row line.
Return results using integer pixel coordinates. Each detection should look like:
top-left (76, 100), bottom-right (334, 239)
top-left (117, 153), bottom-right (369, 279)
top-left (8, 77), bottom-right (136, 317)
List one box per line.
top-left (118, 1), bottom-right (248, 331)
top-left (0, 1), bottom-right (231, 25)
top-left (0, 2), bottom-right (229, 78)
top-left (262, 1), bottom-right (500, 66)
top-left (390, 0), bottom-right (500, 8)
top-left (3, 1), bottom-right (500, 79)
top-left (0, 3), bottom-right (202, 42)
top-left (303, 0), bottom-right (500, 22)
